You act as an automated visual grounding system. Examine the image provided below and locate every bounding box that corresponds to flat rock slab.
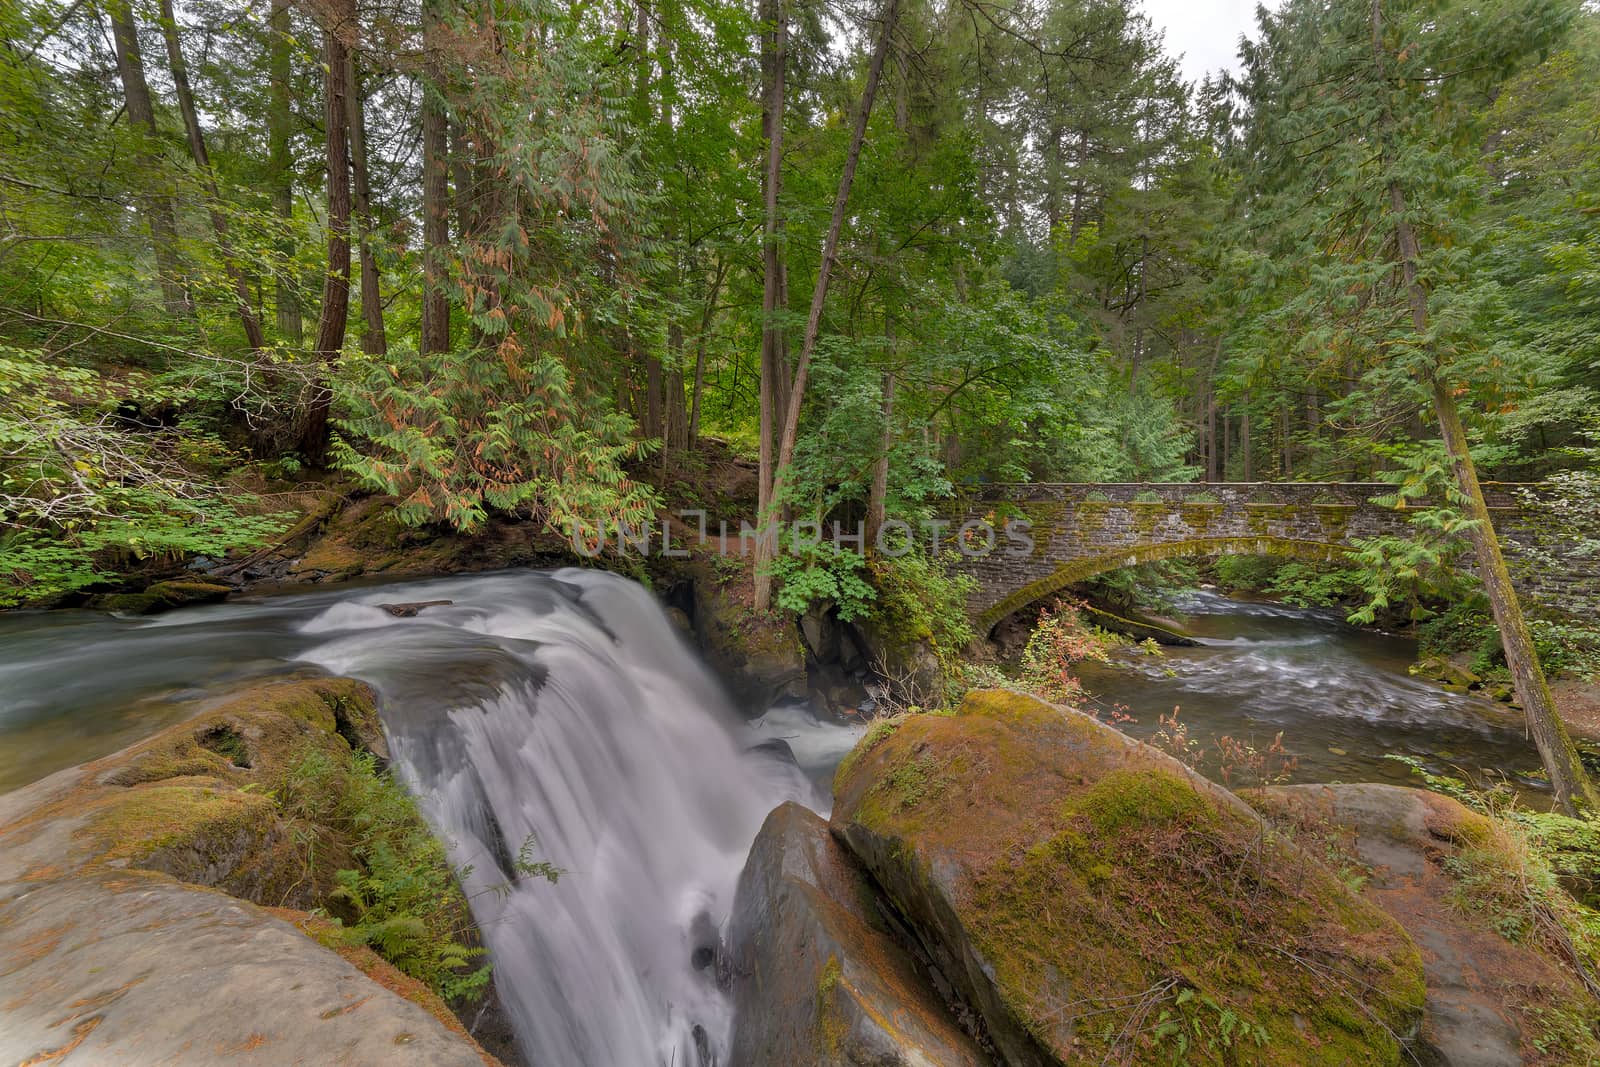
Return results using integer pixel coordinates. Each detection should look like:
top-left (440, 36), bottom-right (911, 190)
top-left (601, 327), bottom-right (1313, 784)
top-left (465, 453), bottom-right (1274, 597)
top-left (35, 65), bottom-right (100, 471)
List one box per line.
top-left (0, 873), bottom-right (488, 1066)
top-left (1256, 783), bottom-right (1600, 1067)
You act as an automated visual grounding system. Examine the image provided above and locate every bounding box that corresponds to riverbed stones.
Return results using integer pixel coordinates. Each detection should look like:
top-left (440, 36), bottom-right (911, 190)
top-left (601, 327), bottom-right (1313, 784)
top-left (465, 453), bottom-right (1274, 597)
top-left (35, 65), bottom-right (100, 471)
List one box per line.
top-left (1252, 783), bottom-right (1600, 1066)
top-left (728, 802), bottom-right (988, 1067)
top-left (830, 688), bottom-right (1428, 1067)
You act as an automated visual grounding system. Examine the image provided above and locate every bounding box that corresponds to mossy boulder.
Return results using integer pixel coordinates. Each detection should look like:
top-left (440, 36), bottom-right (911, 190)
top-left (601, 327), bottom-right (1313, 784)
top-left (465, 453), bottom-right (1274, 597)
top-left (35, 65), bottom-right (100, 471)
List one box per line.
top-left (830, 689), bottom-right (1427, 1066)
top-left (1410, 655), bottom-right (1480, 690)
top-left (99, 578), bottom-right (234, 615)
top-left (727, 802), bottom-right (987, 1067)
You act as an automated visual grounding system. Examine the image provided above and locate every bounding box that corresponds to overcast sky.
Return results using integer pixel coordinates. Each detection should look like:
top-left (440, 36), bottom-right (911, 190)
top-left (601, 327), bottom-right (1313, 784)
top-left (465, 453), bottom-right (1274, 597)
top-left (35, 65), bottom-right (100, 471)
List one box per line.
top-left (1140, 0), bottom-right (1274, 86)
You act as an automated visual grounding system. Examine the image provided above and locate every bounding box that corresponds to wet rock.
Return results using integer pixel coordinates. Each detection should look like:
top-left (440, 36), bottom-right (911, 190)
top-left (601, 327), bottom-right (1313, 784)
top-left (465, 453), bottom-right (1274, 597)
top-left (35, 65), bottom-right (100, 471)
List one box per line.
top-left (99, 579), bottom-right (234, 615)
top-left (800, 605), bottom-right (841, 664)
top-left (728, 802), bottom-right (987, 1067)
top-left (691, 572), bottom-right (807, 708)
top-left (831, 689), bottom-right (1427, 1067)
top-left (1252, 783), bottom-right (1600, 1066)
top-left (1411, 655), bottom-right (1480, 690)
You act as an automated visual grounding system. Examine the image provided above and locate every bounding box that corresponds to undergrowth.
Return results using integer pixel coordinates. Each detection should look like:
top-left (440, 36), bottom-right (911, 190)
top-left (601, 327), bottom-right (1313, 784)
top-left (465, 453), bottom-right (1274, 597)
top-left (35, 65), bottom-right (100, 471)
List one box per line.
top-left (278, 745), bottom-right (493, 1003)
top-left (1387, 755), bottom-right (1600, 996)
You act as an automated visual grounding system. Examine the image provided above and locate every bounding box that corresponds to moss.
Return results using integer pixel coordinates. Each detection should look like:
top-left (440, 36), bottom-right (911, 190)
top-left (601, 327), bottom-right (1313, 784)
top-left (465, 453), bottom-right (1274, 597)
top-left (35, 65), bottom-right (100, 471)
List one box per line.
top-left (976, 537), bottom-right (1352, 631)
top-left (100, 579), bottom-right (232, 615)
top-left (814, 954), bottom-right (846, 1057)
top-left (1070, 768), bottom-right (1214, 835)
top-left (833, 688), bottom-right (1427, 1065)
top-left (833, 714), bottom-right (907, 790)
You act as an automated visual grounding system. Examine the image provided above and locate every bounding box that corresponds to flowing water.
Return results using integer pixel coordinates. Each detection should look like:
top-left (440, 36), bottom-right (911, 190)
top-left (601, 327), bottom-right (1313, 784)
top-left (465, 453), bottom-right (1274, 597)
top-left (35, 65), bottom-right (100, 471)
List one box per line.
top-left (0, 569), bottom-right (854, 1065)
top-left (1078, 588), bottom-right (1546, 791)
top-left (0, 572), bottom-right (1548, 1063)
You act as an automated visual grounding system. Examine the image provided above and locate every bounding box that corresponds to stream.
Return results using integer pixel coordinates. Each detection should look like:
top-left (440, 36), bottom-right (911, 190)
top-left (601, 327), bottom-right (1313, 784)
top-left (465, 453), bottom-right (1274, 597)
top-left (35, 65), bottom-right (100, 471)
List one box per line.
top-left (1078, 588), bottom-right (1545, 791)
top-left (0, 571), bottom-right (1544, 1063)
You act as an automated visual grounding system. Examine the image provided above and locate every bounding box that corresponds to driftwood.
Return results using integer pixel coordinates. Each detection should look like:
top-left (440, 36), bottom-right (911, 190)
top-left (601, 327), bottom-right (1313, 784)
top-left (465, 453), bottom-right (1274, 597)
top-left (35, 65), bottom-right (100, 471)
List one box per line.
top-left (375, 600), bottom-right (453, 617)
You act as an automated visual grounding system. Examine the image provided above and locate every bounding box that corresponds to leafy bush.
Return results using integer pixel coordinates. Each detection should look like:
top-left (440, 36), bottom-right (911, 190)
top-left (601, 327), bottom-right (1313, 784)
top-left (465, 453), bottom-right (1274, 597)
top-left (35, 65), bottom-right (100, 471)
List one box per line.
top-left (279, 745), bottom-right (492, 1002)
top-left (765, 536), bottom-right (876, 621)
top-left (1017, 599), bottom-right (1110, 705)
top-left (868, 548), bottom-right (977, 671)
top-left (335, 344), bottom-right (660, 536)
top-left (0, 346), bottom-right (289, 605)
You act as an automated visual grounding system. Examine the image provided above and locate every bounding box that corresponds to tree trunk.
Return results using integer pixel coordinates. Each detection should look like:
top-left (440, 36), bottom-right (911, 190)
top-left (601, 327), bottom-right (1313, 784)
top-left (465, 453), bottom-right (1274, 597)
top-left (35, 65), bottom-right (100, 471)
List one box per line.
top-left (420, 3), bottom-right (451, 355)
top-left (268, 0), bottom-right (300, 343)
top-left (688, 257), bottom-right (726, 449)
top-left (345, 55), bottom-right (386, 356)
top-left (770, 0), bottom-right (900, 503)
top-left (156, 0), bottom-right (265, 352)
top-left (866, 362), bottom-right (895, 549)
top-left (1205, 336), bottom-right (1223, 482)
top-left (1241, 398), bottom-right (1253, 481)
top-left (754, 0), bottom-right (788, 610)
top-left (301, 0), bottom-right (353, 461)
top-left (107, 0), bottom-right (187, 317)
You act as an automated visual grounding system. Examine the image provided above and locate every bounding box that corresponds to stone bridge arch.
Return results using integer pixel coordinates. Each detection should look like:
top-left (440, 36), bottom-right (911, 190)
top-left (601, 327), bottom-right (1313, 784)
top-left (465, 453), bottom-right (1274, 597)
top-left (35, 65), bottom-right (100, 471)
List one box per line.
top-left (937, 482), bottom-right (1553, 634)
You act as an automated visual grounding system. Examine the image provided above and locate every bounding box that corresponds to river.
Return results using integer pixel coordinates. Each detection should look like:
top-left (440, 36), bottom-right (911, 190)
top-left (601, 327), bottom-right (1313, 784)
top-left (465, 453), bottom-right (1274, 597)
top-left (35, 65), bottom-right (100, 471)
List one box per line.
top-left (0, 571), bottom-right (1543, 1063)
top-left (1077, 588), bottom-right (1544, 791)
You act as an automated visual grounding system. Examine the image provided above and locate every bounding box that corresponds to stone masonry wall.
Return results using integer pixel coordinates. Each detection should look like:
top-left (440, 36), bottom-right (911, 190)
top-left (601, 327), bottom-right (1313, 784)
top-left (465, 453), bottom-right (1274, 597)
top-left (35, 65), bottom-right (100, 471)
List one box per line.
top-left (934, 482), bottom-right (1584, 630)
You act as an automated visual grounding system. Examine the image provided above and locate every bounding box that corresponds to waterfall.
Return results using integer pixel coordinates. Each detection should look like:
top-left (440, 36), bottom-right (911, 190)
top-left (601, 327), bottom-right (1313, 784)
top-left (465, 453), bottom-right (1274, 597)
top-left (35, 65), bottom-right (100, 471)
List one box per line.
top-left (296, 569), bottom-right (818, 1065)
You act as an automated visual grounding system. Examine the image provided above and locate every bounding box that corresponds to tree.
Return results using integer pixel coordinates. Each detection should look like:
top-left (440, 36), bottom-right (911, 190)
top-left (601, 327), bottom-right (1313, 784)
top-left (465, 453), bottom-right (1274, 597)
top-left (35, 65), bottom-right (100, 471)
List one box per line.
top-left (1235, 0), bottom-right (1598, 811)
top-left (301, 0), bottom-right (355, 461)
top-left (106, 0), bottom-right (188, 317)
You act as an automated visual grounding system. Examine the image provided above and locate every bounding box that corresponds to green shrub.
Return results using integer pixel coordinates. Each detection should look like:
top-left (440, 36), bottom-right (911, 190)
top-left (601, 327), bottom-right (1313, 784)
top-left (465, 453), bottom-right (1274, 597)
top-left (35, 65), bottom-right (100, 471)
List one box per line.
top-left (765, 536), bottom-right (876, 621)
top-left (279, 746), bottom-right (498, 1003)
top-left (868, 548), bottom-right (977, 672)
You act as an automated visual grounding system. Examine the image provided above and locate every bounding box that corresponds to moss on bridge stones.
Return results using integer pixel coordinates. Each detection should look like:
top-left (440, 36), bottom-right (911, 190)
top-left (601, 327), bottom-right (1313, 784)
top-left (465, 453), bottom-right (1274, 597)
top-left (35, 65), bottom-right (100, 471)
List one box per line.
top-left (975, 536), bottom-right (1352, 632)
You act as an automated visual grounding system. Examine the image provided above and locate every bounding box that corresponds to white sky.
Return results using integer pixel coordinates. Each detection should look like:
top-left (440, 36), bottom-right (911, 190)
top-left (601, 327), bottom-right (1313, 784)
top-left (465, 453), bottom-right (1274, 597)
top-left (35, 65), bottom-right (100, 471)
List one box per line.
top-left (1140, 0), bottom-right (1275, 86)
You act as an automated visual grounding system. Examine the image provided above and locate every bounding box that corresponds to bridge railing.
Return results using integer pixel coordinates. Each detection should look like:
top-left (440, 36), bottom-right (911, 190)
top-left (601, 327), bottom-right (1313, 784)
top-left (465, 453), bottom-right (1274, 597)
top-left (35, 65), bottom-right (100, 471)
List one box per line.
top-left (952, 481), bottom-right (1536, 510)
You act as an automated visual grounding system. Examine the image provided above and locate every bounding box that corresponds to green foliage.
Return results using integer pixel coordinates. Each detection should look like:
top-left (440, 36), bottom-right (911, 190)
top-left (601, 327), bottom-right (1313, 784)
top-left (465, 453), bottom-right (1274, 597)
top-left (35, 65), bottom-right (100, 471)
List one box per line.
top-left (279, 745), bottom-right (491, 1002)
top-left (335, 344), bottom-right (659, 535)
top-left (0, 347), bottom-right (288, 606)
top-left (765, 536), bottom-right (876, 621)
top-left (868, 549), bottom-right (978, 671)
top-left (1209, 555), bottom-right (1365, 608)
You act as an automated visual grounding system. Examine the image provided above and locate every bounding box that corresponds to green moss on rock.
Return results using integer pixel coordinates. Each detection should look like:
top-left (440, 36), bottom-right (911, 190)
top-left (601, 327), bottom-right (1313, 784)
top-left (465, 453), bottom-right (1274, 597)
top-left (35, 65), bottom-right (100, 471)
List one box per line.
top-left (831, 688), bottom-right (1427, 1067)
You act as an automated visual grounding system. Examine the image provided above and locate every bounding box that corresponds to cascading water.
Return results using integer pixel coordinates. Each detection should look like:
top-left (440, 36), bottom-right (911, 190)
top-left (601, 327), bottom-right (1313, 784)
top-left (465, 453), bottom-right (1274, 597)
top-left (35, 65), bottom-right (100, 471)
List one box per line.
top-left (294, 569), bottom-right (822, 1065)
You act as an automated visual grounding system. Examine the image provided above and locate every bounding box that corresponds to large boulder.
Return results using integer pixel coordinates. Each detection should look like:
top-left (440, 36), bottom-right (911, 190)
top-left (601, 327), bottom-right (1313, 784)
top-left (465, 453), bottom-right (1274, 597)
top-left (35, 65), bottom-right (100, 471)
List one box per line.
top-left (728, 802), bottom-right (988, 1066)
top-left (0, 677), bottom-right (500, 1066)
top-left (1253, 783), bottom-right (1600, 1066)
top-left (830, 689), bottom-right (1427, 1067)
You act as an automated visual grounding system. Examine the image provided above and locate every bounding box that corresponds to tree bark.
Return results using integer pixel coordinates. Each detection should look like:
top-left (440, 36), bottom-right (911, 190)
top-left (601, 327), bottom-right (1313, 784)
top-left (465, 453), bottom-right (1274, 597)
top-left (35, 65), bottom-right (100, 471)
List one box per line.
top-left (754, 0), bottom-right (788, 610)
top-left (688, 257), bottom-right (726, 449)
top-left (1392, 183), bottom-right (1596, 812)
top-left (107, 0), bottom-right (188, 317)
top-left (345, 55), bottom-right (385, 356)
top-left (301, 0), bottom-right (353, 461)
top-left (156, 0), bottom-right (265, 352)
top-left (268, 0), bottom-right (300, 343)
top-left (866, 355), bottom-right (895, 550)
top-left (420, 2), bottom-right (451, 355)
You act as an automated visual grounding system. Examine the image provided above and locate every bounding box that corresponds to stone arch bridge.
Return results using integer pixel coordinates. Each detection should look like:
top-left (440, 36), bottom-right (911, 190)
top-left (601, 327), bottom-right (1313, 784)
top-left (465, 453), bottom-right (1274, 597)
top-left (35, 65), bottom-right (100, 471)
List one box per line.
top-left (938, 482), bottom-right (1583, 632)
